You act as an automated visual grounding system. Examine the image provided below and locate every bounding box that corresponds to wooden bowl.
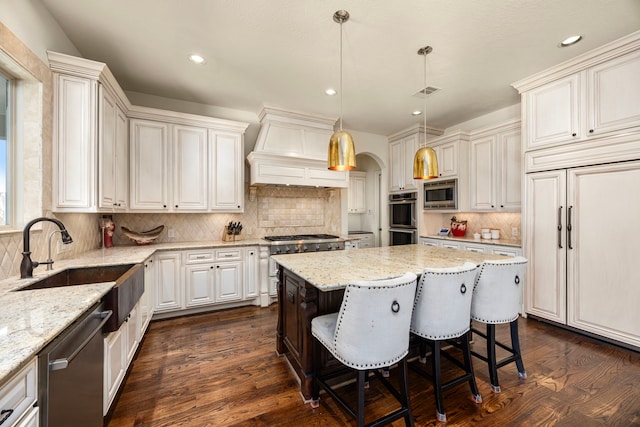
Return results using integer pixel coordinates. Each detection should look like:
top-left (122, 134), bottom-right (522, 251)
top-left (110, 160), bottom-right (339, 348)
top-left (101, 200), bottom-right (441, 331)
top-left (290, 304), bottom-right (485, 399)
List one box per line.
top-left (121, 225), bottom-right (164, 245)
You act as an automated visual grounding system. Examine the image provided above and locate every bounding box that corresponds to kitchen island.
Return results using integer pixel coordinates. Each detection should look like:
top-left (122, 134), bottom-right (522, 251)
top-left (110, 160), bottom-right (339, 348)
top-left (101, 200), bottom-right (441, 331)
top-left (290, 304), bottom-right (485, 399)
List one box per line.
top-left (271, 244), bottom-right (510, 401)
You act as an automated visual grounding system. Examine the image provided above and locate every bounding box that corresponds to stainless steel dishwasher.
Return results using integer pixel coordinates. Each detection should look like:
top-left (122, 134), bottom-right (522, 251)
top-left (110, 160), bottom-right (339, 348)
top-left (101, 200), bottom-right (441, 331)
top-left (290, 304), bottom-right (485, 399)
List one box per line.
top-left (38, 302), bottom-right (112, 427)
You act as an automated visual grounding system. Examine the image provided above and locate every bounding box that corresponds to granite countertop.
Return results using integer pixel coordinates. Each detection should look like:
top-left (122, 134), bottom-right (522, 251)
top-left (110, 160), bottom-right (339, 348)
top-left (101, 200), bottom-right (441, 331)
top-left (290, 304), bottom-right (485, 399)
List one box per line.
top-left (421, 234), bottom-right (522, 248)
top-left (272, 244), bottom-right (509, 291)
top-left (0, 238), bottom-right (267, 388)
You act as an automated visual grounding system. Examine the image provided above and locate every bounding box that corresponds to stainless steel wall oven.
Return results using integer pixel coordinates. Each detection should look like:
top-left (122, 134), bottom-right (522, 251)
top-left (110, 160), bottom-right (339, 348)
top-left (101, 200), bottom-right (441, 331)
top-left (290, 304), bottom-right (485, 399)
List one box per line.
top-left (389, 192), bottom-right (417, 228)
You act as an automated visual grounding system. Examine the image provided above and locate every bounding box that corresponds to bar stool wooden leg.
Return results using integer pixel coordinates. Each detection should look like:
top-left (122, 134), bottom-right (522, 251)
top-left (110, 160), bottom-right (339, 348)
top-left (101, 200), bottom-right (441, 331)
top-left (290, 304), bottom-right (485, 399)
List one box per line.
top-left (486, 324), bottom-right (501, 393)
top-left (510, 319), bottom-right (527, 379)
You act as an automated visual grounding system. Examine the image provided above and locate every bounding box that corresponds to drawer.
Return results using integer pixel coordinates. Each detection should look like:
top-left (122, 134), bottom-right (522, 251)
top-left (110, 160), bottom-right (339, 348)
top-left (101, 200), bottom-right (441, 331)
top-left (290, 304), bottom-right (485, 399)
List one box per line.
top-left (0, 358), bottom-right (37, 427)
top-left (184, 249), bottom-right (215, 264)
top-left (215, 249), bottom-right (242, 261)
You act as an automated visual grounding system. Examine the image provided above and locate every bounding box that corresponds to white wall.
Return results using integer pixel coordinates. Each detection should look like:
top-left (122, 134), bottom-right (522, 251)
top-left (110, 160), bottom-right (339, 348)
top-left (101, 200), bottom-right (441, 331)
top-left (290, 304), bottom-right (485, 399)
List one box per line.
top-left (0, 0), bottom-right (81, 61)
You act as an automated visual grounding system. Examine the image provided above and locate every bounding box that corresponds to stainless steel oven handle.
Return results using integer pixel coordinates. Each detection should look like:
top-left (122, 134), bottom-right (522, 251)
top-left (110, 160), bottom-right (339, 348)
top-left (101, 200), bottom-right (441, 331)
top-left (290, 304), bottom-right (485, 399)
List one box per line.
top-left (49, 310), bottom-right (113, 372)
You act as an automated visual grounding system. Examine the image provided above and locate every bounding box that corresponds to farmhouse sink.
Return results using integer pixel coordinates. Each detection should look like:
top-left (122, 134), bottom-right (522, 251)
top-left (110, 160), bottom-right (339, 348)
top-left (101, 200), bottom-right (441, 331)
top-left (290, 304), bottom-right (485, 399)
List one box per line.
top-left (17, 263), bottom-right (144, 332)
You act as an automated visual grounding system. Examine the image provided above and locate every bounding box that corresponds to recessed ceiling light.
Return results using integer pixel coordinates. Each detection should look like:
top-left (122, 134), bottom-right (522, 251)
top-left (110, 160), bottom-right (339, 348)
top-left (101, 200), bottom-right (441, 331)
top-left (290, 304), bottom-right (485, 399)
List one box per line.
top-left (189, 54), bottom-right (206, 64)
top-left (412, 110), bottom-right (422, 116)
top-left (560, 35), bottom-right (582, 47)
top-left (325, 88), bottom-right (337, 96)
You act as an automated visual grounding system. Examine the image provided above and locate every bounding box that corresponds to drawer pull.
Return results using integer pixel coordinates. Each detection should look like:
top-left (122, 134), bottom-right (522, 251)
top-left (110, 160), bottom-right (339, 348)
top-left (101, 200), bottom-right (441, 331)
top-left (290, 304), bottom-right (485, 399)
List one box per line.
top-left (1, 409), bottom-right (14, 425)
top-left (287, 291), bottom-right (295, 303)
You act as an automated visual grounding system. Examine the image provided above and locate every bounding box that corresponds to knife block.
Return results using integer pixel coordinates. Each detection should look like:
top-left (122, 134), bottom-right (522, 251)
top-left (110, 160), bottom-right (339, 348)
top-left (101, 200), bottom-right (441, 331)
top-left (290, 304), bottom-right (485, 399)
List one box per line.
top-left (222, 227), bottom-right (240, 242)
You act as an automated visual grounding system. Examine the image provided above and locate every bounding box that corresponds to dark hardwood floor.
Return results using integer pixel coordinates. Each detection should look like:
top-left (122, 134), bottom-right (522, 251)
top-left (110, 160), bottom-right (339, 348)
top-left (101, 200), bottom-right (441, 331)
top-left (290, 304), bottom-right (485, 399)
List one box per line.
top-left (106, 305), bottom-right (640, 426)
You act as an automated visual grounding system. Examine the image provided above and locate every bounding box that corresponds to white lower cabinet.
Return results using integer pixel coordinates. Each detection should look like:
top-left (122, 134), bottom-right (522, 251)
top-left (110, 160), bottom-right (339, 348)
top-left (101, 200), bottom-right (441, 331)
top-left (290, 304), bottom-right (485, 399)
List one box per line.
top-left (154, 251), bottom-right (183, 312)
top-left (103, 323), bottom-right (126, 415)
top-left (153, 246), bottom-right (261, 317)
top-left (0, 358), bottom-right (37, 427)
top-left (103, 301), bottom-right (143, 415)
top-left (15, 406), bottom-right (38, 427)
top-left (244, 247), bottom-right (259, 299)
top-left (419, 237), bottom-right (521, 257)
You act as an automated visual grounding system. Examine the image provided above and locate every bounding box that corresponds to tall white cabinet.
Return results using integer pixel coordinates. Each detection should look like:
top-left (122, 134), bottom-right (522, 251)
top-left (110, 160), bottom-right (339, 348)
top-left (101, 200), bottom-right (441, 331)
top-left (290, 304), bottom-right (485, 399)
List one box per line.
top-left (48, 51), bottom-right (249, 213)
top-left (49, 51), bottom-right (131, 212)
top-left (514, 30), bottom-right (640, 349)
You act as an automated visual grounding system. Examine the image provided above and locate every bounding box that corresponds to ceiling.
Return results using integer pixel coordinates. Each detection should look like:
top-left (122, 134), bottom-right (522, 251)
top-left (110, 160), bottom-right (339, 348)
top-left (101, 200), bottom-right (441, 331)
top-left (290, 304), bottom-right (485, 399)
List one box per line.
top-left (40, 0), bottom-right (640, 137)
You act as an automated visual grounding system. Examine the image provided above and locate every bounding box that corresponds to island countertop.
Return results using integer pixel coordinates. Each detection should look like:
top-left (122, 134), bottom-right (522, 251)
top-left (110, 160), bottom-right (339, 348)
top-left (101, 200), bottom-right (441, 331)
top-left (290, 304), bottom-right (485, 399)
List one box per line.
top-left (271, 244), bottom-right (509, 291)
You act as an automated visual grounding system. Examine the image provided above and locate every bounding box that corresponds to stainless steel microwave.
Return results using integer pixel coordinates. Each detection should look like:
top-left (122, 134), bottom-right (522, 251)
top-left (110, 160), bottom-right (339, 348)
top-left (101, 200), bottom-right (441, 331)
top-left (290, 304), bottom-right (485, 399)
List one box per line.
top-left (424, 179), bottom-right (457, 210)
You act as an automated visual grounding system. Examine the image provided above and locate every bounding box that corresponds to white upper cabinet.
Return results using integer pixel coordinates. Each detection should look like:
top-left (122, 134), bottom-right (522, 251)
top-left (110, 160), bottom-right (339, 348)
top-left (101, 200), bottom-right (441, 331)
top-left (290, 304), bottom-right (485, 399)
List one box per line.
top-left (173, 125), bottom-right (208, 211)
top-left (348, 171), bottom-right (366, 213)
top-left (514, 35), bottom-right (640, 153)
top-left (48, 51), bottom-right (248, 213)
top-left (49, 51), bottom-right (130, 212)
top-left (99, 87), bottom-right (129, 210)
top-left (128, 109), bottom-right (247, 212)
top-left (523, 74), bottom-right (581, 149)
top-left (389, 134), bottom-right (419, 192)
top-left (587, 49), bottom-right (640, 137)
top-left (210, 131), bottom-right (244, 211)
top-left (51, 72), bottom-right (97, 210)
top-left (469, 122), bottom-right (521, 211)
top-left (129, 119), bottom-right (170, 210)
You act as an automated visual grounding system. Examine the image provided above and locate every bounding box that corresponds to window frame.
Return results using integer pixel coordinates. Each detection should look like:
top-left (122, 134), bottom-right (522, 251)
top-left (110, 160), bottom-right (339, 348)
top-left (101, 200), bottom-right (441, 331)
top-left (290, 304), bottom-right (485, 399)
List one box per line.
top-left (0, 69), bottom-right (15, 229)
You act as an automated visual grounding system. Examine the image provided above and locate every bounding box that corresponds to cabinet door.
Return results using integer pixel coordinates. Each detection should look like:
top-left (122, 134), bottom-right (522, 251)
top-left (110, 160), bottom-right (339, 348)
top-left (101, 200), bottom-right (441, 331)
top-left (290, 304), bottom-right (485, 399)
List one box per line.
top-left (566, 161), bottom-right (640, 347)
top-left (210, 132), bottom-right (244, 211)
top-left (99, 89), bottom-right (128, 210)
top-left (244, 247), bottom-right (259, 298)
top-left (125, 304), bottom-right (140, 363)
top-left (130, 119), bottom-right (170, 210)
top-left (173, 125), bottom-right (208, 210)
top-left (389, 140), bottom-right (404, 191)
top-left (348, 172), bottom-right (366, 213)
top-left (103, 327), bottom-right (126, 414)
top-left (401, 135), bottom-right (418, 190)
top-left (154, 252), bottom-right (182, 312)
top-left (435, 141), bottom-right (458, 178)
top-left (53, 74), bottom-right (97, 210)
top-left (524, 170), bottom-right (567, 323)
top-left (215, 261), bottom-right (243, 302)
top-left (99, 87), bottom-right (117, 209)
top-left (470, 135), bottom-right (497, 210)
top-left (497, 129), bottom-right (521, 210)
top-left (140, 257), bottom-right (155, 335)
top-left (525, 74), bottom-right (581, 150)
top-left (185, 264), bottom-right (215, 307)
top-left (587, 49), bottom-right (640, 137)
top-left (114, 106), bottom-right (129, 209)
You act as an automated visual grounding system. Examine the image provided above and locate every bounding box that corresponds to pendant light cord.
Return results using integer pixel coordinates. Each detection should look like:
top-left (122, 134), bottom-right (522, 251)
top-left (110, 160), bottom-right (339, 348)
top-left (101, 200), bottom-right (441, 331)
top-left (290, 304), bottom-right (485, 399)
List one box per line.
top-left (423, 50), bottom-right (427, 148)
top-left (339, 20), bottom-right (344, 131)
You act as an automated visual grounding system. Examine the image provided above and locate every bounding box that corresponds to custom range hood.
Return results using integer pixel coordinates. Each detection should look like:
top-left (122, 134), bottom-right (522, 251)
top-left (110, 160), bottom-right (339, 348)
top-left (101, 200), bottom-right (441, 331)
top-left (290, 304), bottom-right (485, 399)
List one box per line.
top-left (247, 105), bottom-right (349, 188)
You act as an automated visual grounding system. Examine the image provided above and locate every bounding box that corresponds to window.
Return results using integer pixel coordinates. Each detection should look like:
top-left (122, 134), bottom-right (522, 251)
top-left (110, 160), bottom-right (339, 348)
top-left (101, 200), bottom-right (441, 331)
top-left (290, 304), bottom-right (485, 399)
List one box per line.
top-left (0, 72), bottom-right (9, 226)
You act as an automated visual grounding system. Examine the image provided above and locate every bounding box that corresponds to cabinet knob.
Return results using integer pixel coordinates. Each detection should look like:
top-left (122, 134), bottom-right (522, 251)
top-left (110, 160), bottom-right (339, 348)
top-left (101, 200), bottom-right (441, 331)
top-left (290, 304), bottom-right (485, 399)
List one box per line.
top-left (217, 265), bottom-right (220, 268)
top-left (163, 205), bottom-right (167, 208)
top-left (589, 129), bottom-right (594, 133)
top-left (500, 205), bottom-right (504, 208)
top-left (210, 266), bottom-right (214, 269)
top-left (572, 133), bottom-right (577, 137)
top-left (175, 205), bottom-right (179, 208)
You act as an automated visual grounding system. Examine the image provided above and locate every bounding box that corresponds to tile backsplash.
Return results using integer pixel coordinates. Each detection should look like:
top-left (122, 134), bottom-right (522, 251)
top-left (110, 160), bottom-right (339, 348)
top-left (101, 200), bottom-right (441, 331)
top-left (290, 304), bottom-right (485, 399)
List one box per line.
top-left (111, 185), bottom-right (341, 246)
top-left (422, 211), bottom-right (522, 242)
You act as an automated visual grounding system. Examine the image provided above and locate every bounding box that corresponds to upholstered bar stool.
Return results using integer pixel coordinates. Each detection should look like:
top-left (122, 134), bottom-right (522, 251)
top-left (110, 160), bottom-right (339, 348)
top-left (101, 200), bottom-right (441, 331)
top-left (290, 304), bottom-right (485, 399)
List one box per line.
top-left (409, 262), bottom-right (482, 423)
top-left (310, 272), bottom-right (418, 427)
top-left (470, 256), bottom-right (528, 393)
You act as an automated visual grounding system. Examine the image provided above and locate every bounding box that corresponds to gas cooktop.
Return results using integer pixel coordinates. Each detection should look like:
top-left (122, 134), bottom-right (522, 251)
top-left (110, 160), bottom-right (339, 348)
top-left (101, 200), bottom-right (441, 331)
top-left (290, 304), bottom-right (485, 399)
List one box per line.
top-left (263, 234), bottom-right (340, 242)
top-left (264, 234), bottom-right (344, 254)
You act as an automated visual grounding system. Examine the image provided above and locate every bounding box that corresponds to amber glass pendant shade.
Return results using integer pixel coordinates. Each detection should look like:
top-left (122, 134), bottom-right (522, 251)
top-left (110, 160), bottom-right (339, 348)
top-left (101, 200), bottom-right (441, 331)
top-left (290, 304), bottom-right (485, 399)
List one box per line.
top-left (328, 130), bottom-right (356, 171)
top-left (413, 146), bottom-right (439, 179)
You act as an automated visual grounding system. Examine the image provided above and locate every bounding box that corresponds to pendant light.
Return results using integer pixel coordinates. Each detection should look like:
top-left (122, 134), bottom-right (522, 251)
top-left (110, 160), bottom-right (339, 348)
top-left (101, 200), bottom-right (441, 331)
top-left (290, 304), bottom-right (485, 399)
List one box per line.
top-left (328, 10), bottom-right (356, 171)
top-left (413, 46), bottom-right (439, 180)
